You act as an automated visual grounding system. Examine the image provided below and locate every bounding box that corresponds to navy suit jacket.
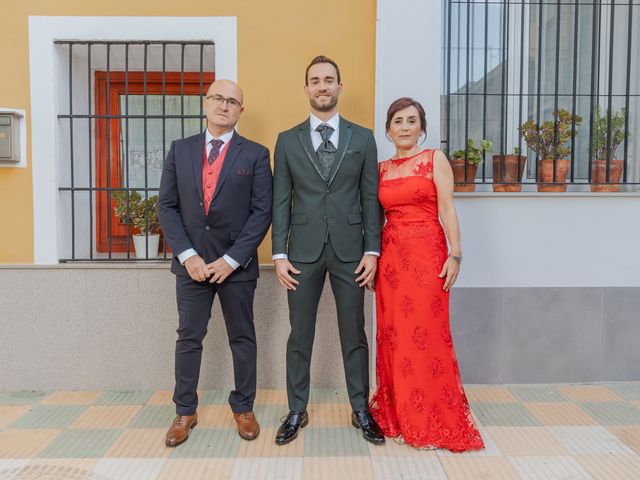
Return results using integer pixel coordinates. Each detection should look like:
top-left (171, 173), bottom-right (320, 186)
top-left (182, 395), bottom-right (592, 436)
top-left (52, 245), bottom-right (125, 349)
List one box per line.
top-left (158, 131), bottom-right (273, 282)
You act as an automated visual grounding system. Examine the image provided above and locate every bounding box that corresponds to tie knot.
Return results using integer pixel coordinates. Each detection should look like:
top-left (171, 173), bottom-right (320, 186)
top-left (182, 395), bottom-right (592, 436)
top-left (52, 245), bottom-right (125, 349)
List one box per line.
top-left (210, 138), bottom-right (224, 149)
top-left (316, 123), bottom-right (334, 142)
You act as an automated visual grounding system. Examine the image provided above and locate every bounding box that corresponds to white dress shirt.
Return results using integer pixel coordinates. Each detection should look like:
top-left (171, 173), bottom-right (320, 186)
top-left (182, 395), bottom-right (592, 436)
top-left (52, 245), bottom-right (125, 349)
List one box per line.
top-left (272, 113), bottom-right (379, 261)
top-left (177, 128), bottom-right (240, 270)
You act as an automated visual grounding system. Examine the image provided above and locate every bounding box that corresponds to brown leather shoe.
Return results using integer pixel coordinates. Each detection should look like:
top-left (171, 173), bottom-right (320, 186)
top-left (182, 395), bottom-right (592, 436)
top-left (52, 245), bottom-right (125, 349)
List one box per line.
top-left (165, 413), bottom-right (198, 447)
top-left (233, 411), bottom-right (260, 441)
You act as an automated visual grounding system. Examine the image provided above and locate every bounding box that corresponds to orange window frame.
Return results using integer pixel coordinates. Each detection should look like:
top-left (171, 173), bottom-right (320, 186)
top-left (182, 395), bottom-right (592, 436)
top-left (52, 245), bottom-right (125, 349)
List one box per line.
top-left (94, 71), bottom-right (214, 253)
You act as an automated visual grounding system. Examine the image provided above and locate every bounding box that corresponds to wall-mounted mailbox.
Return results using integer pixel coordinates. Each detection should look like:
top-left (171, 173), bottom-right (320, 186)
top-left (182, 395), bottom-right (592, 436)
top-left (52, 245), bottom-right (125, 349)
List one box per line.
top-left (0, 112), bottom-right (23, 162)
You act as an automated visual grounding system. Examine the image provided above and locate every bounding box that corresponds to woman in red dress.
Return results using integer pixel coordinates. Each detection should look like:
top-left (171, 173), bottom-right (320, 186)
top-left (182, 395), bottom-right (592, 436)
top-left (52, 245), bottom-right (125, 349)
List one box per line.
top-left (369, 98), bottom-right (484, 452)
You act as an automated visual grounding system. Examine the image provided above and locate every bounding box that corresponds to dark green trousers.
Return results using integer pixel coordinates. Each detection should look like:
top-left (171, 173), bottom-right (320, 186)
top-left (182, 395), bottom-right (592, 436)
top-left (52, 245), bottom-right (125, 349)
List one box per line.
top-left (286, 239), bottom-right (369, 412)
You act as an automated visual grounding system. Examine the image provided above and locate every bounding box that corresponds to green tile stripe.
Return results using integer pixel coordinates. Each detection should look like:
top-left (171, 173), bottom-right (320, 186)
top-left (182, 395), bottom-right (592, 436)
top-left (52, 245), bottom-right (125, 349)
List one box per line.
top-left (471, 402), bottom-right (540, 427)
top-left (309, 389), bottom-right (349, 404)
top-left (39, 429), bottom-right (122, 458)
top-left (303, 427), bottom-right (370, 457)
top-left (94, 391), bottom-right (153, 405)
top-left (129, 405), bottom-right (176, 428)
top-left (199, 390), bottom-right (228, 405)
top-left (508, 385), bottom-right (569, 403)
top-left (0, 391), bottom-right (50, 405)
top-left (170, 428), bottom-right (240, 458)
top-left (607, 383), bottom-right (640, 401)
top-left (253, 404), bottom-right (287, 428)
top-left (579, 402), bottom-right (640, 426)
top-left (10, 405), bottom-right (86, 429)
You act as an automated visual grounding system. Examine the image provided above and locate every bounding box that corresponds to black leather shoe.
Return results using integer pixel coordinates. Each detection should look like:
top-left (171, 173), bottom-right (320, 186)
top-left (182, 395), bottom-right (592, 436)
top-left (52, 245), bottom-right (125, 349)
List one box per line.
top-left (352, 410), bottom-right (385, 445)
top-left (275, 410), bottom-right (309, 445)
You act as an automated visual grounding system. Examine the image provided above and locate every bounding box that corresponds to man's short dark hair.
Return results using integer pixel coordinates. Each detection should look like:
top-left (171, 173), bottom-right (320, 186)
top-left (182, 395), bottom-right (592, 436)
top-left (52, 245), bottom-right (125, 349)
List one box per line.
top-left (305, 56), bottom-right (341, 85)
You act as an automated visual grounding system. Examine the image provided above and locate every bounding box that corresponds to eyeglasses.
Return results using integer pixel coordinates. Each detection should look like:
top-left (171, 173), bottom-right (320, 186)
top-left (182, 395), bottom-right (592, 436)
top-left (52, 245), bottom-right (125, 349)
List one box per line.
top-left (205, 94), bottom-right (242, 108)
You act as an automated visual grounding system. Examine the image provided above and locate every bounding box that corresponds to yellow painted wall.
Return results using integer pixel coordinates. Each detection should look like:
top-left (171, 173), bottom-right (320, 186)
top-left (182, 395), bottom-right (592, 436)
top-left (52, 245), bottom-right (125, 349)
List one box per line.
top-left (0, 0), bottom-right (376, 264)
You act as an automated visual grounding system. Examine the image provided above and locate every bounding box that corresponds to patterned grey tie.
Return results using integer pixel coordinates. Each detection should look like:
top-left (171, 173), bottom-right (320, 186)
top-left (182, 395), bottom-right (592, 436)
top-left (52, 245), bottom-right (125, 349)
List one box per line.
top-left (208, 138), bottom-right (224, 165)
top-left (315, 123), bottom-right (336, 180)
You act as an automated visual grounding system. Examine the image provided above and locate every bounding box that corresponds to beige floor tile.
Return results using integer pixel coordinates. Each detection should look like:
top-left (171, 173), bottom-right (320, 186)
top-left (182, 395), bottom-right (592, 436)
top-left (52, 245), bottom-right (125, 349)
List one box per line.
top-left (371, 456), bottom-right (448, 480)
top-left (306, 403), bottom-right (353, 427)
top-left (233, 458), bottom-right (303, 480)
top-left (106, 429), bottom-right (173, 458)
top-left (302, 456), bottom-right (374, 480)
top-left (91, 458), bottom-right (167, 480)
top-left (41, 391), bottom-right (101, 405)
top-left (69, 405), bottom-right (141, 429)
top-left (157, 459), bottom-right (235, 480)
top-left (576, 454), bottom-right (640, 480)
top-left (608, 426), bottom-right (640, 455)
top-left (0, 405), bottom-right (30, 428)
top-left (486, 427), bottom-right (567, 455)
top-left (440, 456), bottom-right (520, 480)
top-left (368, 436), bottom-right (438, 457)
top-left (237, 427), bottom-right (304, 458)
top-left (197, 405), bottom-right (236, 428)
top-left (466, 387), bottom-right (518, 403)
top-left (146, 391), bottom-right (174, 405)
top-left (254, 389), bottom-right (288, 404)
top-left (508, 456), bottom-right (593, 479)
top-left (15, 459), bottom-right (98, 480)
top-left (0, 429), bottom-right (61, 458)
top-left (525, 402), bottom-right (598, 426)
top-left (558, 385), bottom-right (622, 402)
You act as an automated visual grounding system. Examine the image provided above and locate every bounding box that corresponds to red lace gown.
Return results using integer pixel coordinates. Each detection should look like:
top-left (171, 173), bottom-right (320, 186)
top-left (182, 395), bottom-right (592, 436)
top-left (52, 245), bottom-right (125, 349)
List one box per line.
top-left (369, 149), bottom-right (484, 452)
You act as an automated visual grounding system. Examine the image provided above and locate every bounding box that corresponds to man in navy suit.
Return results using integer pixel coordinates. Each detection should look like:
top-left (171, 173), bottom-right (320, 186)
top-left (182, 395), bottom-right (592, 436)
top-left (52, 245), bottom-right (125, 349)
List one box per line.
top-left (159, 79), bottom-right (272, 446)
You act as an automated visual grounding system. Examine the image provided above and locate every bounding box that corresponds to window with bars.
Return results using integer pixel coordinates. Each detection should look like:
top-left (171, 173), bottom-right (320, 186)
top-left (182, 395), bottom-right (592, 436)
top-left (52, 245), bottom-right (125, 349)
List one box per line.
top-left (56, 41), bottom-right (215, 261)
top-left (442, 0), bottom-right (639, 190)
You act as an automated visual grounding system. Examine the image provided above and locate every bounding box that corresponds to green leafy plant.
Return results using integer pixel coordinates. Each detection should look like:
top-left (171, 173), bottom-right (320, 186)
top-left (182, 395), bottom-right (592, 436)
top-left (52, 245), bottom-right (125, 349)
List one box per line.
top-left (112, 191), bottom-right (160, 235)
top-left (451, 138), bottom-right (493, 165)
top-left (592, 106), bottom-right (627, 160)
top-left (519, 109), bottom-right (582, 160)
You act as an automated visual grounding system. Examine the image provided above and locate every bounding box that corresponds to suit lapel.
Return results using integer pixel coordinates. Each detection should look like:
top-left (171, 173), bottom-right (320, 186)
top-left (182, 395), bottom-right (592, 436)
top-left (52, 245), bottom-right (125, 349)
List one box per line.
top-left (296, 120), bottom-right (325, 181)
top-left (212, 131), bottom-right (243, 202)
top-left (193, 132), bottom-right (206, 203)
top-left (327, 118), bottom-right (352, 186)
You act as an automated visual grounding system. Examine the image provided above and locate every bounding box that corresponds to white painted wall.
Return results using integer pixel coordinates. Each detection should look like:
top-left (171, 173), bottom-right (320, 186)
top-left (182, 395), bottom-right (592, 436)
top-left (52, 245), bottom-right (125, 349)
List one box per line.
top-left (375, 0), bottom-right (442, 160)
top-left (455, 193), bottom-right (640, 287)
top-left (29, 16), bottom-right (237, 264)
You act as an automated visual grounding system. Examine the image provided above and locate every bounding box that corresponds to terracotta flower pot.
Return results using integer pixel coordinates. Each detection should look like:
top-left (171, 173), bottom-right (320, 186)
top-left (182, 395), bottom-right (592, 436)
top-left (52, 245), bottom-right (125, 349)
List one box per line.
top-left (537, 158), bottom-right (570, 192)
top-left (492, 155), bottom-right (526, 192)
top-left (449, 159), bottom-right (478, 192)
top-left (590, 159), bottom-right (624, 192)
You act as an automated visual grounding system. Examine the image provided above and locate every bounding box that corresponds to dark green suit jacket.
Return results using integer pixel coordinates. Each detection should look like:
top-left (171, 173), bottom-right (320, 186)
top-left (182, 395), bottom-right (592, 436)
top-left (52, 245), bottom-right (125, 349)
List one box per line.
top-left (272, 117), bottom-right (382, 263)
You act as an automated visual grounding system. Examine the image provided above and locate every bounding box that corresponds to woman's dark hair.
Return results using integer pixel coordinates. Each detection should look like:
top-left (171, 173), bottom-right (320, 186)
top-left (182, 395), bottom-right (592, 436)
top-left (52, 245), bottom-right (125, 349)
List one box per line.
top-left (385, 97), bottom-right (427, 136)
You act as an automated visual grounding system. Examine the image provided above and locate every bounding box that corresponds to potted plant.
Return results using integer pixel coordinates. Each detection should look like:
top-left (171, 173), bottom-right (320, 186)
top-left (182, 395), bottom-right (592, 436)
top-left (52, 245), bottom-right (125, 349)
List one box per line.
top-left (520, 109), bottom-right (582, 192)
top-left (492, 146), bottom-right (527, 192)
top-left (450, 139), bottom-right (493, 192)
top-left (112, 190), bottom-right (161, 258)
top-left (591, 106), bottom-right (627, 192)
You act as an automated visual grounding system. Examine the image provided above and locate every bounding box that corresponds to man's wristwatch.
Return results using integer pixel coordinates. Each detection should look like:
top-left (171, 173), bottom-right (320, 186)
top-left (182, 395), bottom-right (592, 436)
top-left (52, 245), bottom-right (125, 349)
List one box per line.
top-left (450, 254), bottom-right (463, 264)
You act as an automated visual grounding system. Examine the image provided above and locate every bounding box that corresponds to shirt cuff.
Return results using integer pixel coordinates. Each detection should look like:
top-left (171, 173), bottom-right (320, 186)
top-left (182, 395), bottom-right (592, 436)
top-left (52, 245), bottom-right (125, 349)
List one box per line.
top-left (272, 253), bottom-right (288, 261)
top-left (223, 254), bottom-right (240, 270)
top-left (178, 248), bottom-right (198, 265)
top-left (364, 251), bottom-right (380, 257)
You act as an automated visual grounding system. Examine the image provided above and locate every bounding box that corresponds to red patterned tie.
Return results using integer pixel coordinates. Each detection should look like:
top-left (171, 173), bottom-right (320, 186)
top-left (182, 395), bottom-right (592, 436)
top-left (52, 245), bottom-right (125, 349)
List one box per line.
top-left (208, 139), bottom-right (224, 165)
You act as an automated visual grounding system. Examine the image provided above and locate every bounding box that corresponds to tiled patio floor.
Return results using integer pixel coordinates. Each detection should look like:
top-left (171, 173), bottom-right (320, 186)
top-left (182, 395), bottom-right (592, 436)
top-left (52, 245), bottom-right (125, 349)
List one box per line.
top-left (1, 383), bottom-right (639, 479)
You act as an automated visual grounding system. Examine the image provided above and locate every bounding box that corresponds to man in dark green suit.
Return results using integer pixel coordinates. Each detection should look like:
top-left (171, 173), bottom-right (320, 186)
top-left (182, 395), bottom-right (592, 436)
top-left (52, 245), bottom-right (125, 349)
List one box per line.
top-left (272, 56), bottom-right (384, 446)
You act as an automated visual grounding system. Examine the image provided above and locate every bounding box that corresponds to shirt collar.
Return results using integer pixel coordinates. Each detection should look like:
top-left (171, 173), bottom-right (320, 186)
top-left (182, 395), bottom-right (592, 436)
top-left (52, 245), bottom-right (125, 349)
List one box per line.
top-left (309, 112), bottom-right (340, 133)
top-left (205, 128), bottom-right (235, 146)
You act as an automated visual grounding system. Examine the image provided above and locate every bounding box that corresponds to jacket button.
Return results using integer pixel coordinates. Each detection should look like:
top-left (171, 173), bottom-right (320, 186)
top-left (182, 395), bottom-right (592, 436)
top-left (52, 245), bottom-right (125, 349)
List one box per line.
top-left (326, 189), bottom-right (330, 194)
top-left (199, 202), bottom-right (203, 206)
top-left (205, 226), bottom-right (210, 231)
